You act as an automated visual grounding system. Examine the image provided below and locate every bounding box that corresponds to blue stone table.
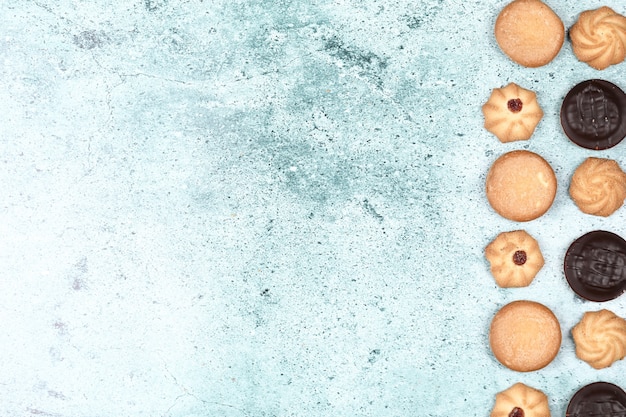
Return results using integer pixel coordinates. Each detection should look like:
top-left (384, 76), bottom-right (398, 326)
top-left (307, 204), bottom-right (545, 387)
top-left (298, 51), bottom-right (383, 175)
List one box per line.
top-left (1, 0), bottom-right (625, 415)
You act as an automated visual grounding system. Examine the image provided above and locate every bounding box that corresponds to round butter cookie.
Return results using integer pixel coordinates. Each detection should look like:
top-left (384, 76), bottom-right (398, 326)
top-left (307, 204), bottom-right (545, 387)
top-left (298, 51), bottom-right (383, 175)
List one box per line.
top-left (489, 300), bottom-right (561, 372)
top-left (486, 150), bottom-right (557, 222)
top-left (495, 0), bottom-right (564, 67)
top-left (491, 382), bottom-right (551, 417)
top-left (570, 157), bottom-right (626, 217)
top-left (572, 309), bottom-right (626, 369)
top-left (485, 230), bottom-right (544, 288)
top-left (482, 83), bottom-right (544, 143)
top-left (570, 7), bottom-right (626, 70)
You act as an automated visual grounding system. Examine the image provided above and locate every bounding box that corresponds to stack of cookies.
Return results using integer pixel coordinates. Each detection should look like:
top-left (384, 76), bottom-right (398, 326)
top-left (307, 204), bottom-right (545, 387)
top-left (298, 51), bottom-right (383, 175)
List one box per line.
top-left (481, 1), bottom-right (626, 416)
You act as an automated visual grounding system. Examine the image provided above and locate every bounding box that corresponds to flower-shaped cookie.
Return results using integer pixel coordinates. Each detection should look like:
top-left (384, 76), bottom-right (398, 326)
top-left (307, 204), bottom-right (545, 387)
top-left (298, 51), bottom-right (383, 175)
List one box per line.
top-left (570, 157), bottom-right (626, 217)
top-left (485, 230), bottom-right (544, 288)
top-left (570, 7), bottom-right (626, 70)
top-left (482, 83), bottom-right (544, 143)
top-left (572, 309), bottom-right (626, 369)
top-left (491, 382), bottom-right (551, 417)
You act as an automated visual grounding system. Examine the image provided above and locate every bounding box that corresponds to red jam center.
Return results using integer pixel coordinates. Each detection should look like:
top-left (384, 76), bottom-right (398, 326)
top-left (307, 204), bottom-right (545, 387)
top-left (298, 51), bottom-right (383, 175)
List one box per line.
top-left (507, 98), bottom-right (523, 113)
top-left (509, 407), bottom-right (524, 417)
top-left (513, 250), bottom-right (527, 266)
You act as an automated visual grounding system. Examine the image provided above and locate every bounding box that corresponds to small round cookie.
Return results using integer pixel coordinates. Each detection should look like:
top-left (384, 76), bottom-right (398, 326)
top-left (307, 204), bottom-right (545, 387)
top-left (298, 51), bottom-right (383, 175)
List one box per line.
top-left (570, 7), bottom-right (626, 70)
top-left (495, 0), bottom-right (565, 67)
top-left (485, 230), bottom-right (544, 288)
top-left (490, 300), bottom-right (561, 372)
top-left (482, 83), bottom-right (544, 143)
top-left (486, 150), bottom-right (557, 222)
top-left (572, 309), bottom-right (626, 369)
top-left (491, 382), bottom-right (551, 417)
top-left (570, 157), bottom-right (626, 217)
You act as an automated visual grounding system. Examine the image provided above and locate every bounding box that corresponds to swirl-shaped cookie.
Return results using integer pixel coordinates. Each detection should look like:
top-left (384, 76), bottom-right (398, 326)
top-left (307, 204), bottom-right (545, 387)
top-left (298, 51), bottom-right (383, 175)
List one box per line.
top-left (570, 7), bottom-right (626, 70)
top-left (569, 157), bottom-right (626, 217)
top-left (572, 309), bottom-right (626, 369)
top-left (482, 83), bottom-right (544, 143)
top-left (485, 230), bottom-right (544, 288)
top-left (491, 382), bottom-right (551, 417)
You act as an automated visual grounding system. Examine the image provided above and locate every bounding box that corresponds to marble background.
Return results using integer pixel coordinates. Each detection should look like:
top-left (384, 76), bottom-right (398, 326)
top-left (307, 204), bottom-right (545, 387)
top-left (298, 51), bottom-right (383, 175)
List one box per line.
top-left (1, 0), bottom-right (626, 416)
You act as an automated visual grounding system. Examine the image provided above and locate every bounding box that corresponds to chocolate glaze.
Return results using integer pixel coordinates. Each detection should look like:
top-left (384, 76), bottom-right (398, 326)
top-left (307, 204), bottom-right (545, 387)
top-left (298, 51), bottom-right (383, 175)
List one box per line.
top-left (560, 79), bottom-right (626, 150)
top-left (564, 230), bottom-right (626, 302)
top-left (566, 382), bottom-right (626, 417)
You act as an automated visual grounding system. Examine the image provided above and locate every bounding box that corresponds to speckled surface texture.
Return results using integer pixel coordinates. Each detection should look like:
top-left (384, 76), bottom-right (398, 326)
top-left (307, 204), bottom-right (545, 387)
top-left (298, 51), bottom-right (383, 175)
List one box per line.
top-left (2, 0), bottom-right (626, 416)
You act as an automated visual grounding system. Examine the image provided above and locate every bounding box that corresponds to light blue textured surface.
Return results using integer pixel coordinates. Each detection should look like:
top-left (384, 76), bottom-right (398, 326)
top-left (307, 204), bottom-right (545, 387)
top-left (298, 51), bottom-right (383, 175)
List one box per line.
top-left (1, 0), bottom-right (626, 416)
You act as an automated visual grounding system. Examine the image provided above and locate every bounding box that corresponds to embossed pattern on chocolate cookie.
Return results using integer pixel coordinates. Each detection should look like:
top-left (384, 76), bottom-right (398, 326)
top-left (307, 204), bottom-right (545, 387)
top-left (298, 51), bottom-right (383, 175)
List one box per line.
top-left (564, 230), bottom-right (626, 302)
top-left (566, 382), bottom-right (626, 417)
top-left (560, 79), bottom-right (626, 150)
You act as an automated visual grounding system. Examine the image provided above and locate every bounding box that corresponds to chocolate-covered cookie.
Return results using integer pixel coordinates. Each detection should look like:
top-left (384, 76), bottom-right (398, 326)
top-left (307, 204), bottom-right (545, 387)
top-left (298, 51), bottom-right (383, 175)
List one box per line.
top-left (566, 382), bottom-right (626, 417)
top-left (564, 230), bottom-right (626, 302)
top-left (560, 79), bottom-right (626, 150)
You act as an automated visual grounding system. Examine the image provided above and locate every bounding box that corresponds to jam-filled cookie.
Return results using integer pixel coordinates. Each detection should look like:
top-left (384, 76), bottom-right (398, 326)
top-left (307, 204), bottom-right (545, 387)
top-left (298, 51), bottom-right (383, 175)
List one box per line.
top-left (490, 300), bottom-right (561, 372)
top-left (495, 0), bottom-right (564, 67)
top-left (491, 382), bottom-right (551, 417)
top-left (482, 83), bottom-right (544, 143)
top-left (570, 7), bottom-right (626, 70)
top-left (485, 230), bottom-right (544, 288)
top-left (486, 150), bottom-right (557, 222)
top-left (572, 309), bottom-right (626, 369)
top-left (570, 157), bottom-right (626, 217)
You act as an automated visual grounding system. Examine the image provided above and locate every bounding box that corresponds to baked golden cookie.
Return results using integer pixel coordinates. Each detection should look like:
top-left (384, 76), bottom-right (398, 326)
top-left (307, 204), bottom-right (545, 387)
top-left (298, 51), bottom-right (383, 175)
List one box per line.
top-left (482, 83), bottom-right (544, 143)
top-left (491, 382), bottom-right (551, 417)
top-left (490, 300), bottom-right (561, 372)
top-left (495, 0), bottom-right (565, 67)
top-left (572, 309), bottom-right (626, 370)
top-left (570, 6), bottom-right (626, 70)
top-left (570, 157), bottom-right (626, 217)
top-left (486, 150), bottom-right (557, 222)
top-left (485, 230), bottom-right (544, 288)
